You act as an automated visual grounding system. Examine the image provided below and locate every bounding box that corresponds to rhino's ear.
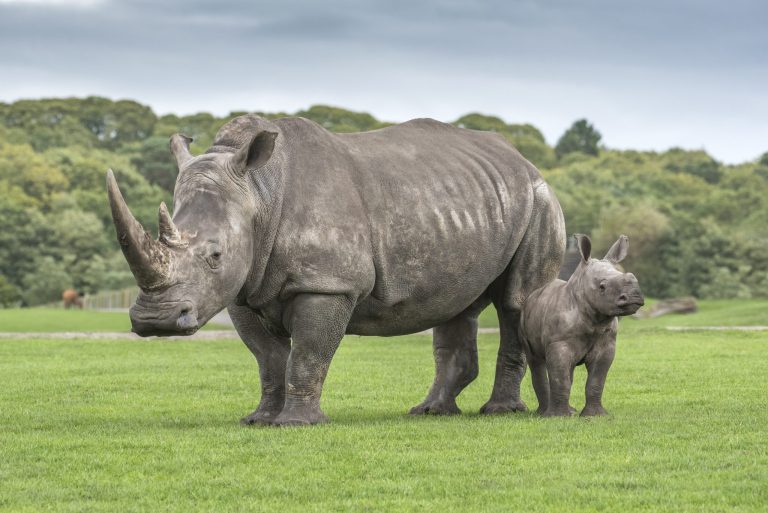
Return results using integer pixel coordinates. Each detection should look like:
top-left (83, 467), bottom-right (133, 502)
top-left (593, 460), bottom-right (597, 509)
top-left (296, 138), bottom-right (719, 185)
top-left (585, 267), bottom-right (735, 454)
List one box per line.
top-left (574, 234), bottom-right (592, 263)
top-left (231, 130), bottom-right (278, 176)
top-left (604, 234), bottom-right (629, 264)
top-left (169, 134), bottom-right (194, 167)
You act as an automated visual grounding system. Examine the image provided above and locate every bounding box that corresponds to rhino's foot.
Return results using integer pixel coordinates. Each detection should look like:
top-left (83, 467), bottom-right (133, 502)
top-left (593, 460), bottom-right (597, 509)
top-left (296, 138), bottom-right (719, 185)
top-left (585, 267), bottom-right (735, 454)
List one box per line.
top-left (580, 405), bottom-right (609, 417)
top-left (270, 408), bottom-right (329, 427)
top-left (479, 399), bottom-right (528, 415)
top-left (409, 398), bottom-right (461, 416)
top-left (240, 408), bottom-right (282, 426)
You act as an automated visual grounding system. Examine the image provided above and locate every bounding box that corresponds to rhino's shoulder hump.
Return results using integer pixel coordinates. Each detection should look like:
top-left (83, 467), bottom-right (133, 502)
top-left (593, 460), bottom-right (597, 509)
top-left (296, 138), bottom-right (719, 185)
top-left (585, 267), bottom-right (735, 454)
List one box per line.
top-left (272, 116), bottom-right (341, 144)
top-left (209, 114), bottom-right (280, 152)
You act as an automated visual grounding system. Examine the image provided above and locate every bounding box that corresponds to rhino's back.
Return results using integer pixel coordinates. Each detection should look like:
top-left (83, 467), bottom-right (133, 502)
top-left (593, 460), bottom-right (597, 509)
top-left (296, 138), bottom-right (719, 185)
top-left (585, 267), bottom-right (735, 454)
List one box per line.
top-left (270, 117), bottom-right (541, 335)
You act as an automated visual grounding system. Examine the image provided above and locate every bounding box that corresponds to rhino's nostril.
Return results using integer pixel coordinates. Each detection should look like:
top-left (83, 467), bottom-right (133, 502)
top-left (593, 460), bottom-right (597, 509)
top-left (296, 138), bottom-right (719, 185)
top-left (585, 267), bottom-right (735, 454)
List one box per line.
top-left (176, 307), bottom-right (198, 331)
top-left (618, 294), bottom-right (628, 303)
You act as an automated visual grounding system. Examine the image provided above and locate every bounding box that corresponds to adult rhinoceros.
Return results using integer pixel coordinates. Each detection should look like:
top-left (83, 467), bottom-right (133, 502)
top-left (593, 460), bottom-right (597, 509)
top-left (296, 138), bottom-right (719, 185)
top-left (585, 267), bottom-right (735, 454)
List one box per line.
top-left (107, 114), bottom-right (565, 426)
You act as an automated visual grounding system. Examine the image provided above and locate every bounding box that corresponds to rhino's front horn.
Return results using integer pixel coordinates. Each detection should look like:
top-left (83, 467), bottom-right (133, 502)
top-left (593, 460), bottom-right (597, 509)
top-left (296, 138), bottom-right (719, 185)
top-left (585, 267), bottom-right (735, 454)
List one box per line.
top-left (106, 169), bottom-right (170, 290)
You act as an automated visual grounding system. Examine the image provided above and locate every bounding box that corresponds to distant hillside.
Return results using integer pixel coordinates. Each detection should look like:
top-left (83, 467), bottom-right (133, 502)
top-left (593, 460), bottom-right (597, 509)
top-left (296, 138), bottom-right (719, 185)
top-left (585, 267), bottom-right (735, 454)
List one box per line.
top-left (1, 97), bottom-right (767, 306)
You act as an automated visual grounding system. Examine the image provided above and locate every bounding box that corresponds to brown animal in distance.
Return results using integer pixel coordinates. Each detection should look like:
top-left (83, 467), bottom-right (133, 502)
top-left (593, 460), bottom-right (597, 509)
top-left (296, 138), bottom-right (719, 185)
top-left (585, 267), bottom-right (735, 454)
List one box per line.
top-left (62, 289), bottom-right (83, 309)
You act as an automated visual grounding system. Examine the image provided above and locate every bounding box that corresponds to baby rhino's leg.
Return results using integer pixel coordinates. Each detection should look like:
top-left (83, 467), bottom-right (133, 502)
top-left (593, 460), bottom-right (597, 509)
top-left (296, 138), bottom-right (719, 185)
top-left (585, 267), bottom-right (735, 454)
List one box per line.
top-left (543, 342), bottom-right (576, 417)
top-left (528, 359), bottom-right (549, 414)
top-left (534, 364), bottom-right (575, 414)
top-left (581, 343), bottom-right (616, 417)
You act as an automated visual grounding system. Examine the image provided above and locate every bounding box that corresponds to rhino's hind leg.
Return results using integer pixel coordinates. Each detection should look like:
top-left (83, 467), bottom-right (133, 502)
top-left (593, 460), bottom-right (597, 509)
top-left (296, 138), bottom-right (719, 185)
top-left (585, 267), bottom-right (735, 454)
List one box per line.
top-left (482, 180), bottom-right (565, 415)
top-left (271, 293), bottom-right (353, 426)
top-left (409, 298), bottom-right (487, 416)
top-left (228, 304), bottom-right (291, 425)
top-left (480, 305), bottom-right (529, 414)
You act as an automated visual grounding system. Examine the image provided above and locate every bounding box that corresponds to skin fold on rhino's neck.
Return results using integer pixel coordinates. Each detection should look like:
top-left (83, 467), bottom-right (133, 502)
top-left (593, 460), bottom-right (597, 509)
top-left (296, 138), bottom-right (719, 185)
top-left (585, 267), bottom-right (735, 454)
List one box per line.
top-left (235, 150), bottom-right (286, 309)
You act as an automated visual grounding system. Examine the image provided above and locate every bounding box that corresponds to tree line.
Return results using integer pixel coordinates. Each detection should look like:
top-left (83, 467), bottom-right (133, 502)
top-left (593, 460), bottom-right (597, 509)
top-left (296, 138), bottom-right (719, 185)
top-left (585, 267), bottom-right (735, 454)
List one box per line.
top-left (1, 97), bottom-right (767, 306)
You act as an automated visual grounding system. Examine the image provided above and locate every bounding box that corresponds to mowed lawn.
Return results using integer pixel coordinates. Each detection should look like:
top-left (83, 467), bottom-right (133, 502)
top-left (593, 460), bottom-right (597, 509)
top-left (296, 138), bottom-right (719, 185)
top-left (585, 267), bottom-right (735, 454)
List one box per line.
top-left (1, 308), bottom-right (767, 512)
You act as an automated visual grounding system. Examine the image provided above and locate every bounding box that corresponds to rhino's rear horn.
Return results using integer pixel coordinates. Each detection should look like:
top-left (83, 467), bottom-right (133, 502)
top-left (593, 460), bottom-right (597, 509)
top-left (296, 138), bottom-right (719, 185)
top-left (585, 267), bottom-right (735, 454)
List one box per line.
top-left (106, 169), bottom-right (171, 290)
top-left (158, 202), bottom-right (186, 248)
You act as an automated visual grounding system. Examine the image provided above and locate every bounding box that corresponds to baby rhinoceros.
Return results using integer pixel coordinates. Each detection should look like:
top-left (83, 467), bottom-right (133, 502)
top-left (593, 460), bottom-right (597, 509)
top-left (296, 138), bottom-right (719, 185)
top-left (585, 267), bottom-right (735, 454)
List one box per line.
top-left (520, 234), bottom-right (644, 417)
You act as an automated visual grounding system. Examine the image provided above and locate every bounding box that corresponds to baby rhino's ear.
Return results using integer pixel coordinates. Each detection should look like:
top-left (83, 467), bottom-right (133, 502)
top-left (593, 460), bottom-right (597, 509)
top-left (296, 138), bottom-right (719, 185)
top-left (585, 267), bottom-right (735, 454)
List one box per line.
top-left (604, 234), bottom-right (629, 263)
top-left (574, 234), bottom-right (592, 262)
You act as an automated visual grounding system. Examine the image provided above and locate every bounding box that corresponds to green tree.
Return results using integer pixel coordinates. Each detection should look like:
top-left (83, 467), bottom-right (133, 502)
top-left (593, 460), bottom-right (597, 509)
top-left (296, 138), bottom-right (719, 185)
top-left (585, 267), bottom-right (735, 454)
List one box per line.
top-left (153, 112), bottom-right (220, 152)
top-left (454, 113), bottom-right (508, 132)
top-left (296, 105), bottom-right (385, 133)
top-left (0, 182), bottom-right (48, 288)
top-left (130, 136), bottom-right (178, 193)
top-left (0, 275), bottom-right (21, 308)
top-left (555, 119), bottom-right (601, 159)
top-left (78, 97), bottom-right (157, 149)
top-left (45, 208), bottom-right (111, 275)
top-left (453, 114), bottom-right (556, 169)
top-left (660, 148), bottom-right (722, 184)
top-left (592, 202), bottom-right (671, 294)
top-left (0, 143), bottom-right (69, 209)
top-left (21, 256), bottom-right (72, 306)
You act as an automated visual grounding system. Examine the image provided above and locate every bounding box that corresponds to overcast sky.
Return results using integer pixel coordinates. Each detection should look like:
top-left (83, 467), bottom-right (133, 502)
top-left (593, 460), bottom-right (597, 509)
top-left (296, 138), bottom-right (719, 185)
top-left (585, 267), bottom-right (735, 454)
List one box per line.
top-left (0, 0), bottom-right (765, 163)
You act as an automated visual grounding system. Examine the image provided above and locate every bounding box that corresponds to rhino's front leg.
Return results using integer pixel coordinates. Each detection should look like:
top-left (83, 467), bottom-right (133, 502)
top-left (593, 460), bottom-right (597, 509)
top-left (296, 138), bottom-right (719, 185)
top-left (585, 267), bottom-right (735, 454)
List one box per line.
top-left (271, 293), bottom-right (353, 426)
top-left (480, 306), bottom-right (528, 414)
top-left (542, 342), bottom-right (575, 417)
top-left (228, 304), bottom-right (291, 425)
top-left (528, 359), bottom-right (550, 414)
top-left (581, 343), bottom-right (616, 417)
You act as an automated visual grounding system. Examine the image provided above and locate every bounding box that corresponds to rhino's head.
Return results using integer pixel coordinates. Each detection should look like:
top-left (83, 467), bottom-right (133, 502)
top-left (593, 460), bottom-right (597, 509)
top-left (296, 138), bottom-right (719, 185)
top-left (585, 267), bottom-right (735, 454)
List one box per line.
top-left (107, 129), bottom-right (277, 336)
top-left (570, 234), bottom-right (644, 317)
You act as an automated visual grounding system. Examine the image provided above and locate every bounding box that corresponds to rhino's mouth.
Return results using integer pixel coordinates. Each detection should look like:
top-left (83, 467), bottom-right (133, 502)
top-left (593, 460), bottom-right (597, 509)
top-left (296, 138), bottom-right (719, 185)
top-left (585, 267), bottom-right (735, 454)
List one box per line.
top-left (129, 299), bottom-right (199, 337)
top-left (615, 295), bottom-right (645, 315)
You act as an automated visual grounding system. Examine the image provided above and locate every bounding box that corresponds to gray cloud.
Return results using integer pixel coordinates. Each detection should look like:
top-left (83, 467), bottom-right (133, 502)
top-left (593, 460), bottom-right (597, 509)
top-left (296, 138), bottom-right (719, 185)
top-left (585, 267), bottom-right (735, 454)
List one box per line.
top-left (0, 0), bottom-right (766, 162)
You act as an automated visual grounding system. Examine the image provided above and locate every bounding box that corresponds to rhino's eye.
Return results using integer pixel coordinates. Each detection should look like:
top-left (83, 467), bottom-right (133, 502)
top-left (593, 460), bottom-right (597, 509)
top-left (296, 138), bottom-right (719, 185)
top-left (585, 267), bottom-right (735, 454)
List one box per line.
top-left (599, 281), bottom-right (607, 292)
top-left (206, 243), bottom-right (222, 269)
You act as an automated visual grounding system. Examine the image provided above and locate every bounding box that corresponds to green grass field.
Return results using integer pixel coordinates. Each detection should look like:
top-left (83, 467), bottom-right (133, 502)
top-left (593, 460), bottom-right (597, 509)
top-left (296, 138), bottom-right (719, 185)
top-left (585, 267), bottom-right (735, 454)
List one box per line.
top-left (632, 298), bottom-right (768, 328)
top-left (1, 300), bottom-right (767, 512)
top-left (0, 308), bottom-right (228, 333)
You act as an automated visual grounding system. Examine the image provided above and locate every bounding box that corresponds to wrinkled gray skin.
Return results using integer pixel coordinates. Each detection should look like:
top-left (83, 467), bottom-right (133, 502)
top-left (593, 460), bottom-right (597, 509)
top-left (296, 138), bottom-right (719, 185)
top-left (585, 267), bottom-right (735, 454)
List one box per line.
top-left (520, 234), bottom-right (644, 417)
top-left (107, 115), bottom-right (566, 426)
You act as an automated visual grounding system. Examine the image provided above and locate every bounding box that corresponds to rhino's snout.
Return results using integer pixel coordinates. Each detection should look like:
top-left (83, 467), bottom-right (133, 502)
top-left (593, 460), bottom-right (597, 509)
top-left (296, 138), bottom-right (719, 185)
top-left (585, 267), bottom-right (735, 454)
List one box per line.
top-left (617, 292), bottom-right (644, 307)
top-left (614, 273), bottom-right (644, 313)
top-left (615, 281), bottom-right (644, 317)
top-left (130, 299), bottom-right (199, 337)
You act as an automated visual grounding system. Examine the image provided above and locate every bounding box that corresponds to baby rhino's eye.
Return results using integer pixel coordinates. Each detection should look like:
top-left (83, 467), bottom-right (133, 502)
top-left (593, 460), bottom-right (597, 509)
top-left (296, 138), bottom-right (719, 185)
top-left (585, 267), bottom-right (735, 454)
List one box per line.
top-left (599, 281), bottom-right (607, 292)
